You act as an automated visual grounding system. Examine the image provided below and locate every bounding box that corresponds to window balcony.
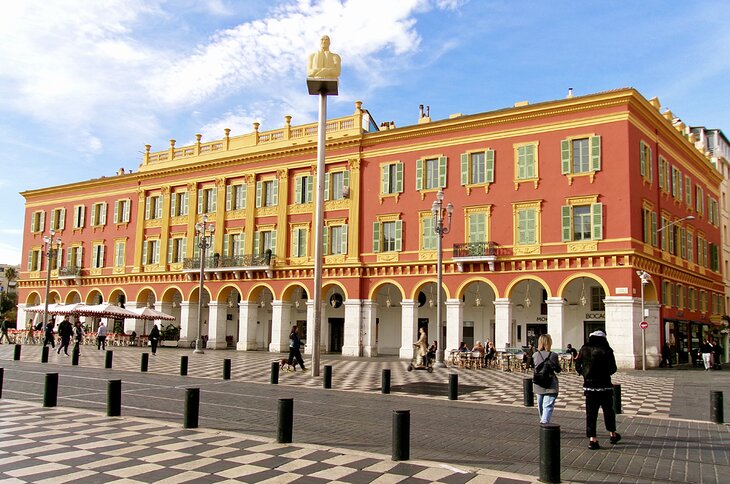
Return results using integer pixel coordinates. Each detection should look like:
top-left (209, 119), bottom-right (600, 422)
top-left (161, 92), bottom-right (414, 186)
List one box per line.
top-left (58, 266), bottom-right (82, 285)
top-left (183, 252), bottom-right (276, 280)
top-left (452, 242), bottom-right (510, 272)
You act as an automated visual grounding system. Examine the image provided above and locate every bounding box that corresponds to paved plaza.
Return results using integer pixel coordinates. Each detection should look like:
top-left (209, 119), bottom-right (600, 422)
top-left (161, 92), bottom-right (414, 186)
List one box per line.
top-left (1, 344), bottom-right (729, 483)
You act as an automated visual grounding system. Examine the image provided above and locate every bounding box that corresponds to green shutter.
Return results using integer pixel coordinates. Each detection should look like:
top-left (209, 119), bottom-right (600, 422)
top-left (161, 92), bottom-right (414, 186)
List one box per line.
top-left (39, 211), bottom-right (45, 231)
top-left (322, 226), bottom-right (328, 255)
top-left (27, 250), bottom-right (33, 271)
top-left (293, 228), bottom-right (301, 257)
top-left (561, 205), bottom-right (571, 241)
top-left (196, 189), bottom-right (203, 214)
top-left (438, 156), bottom-right (447, 188)
top-left (145, 197), bottom-right (151, 219)
top-left (460, 153), bottom-right (469, 185)
top-left (372, 222), bottom-right (381, 253)
top-left (416, 159), bottom-right (423, 190)
top-left (485, 150), bottom-right (495, 183)
top-left (423, 217), bottom-right (434, 250)
top-left (648, 146), bottom-right (653, 181)
top-left (142, 241), bottom-right (148, 265)
top-left (114, 201), bottom-right (119, 224)
top-left (395, 220), bottom-right (403, 251)
top-left (171, 193), bottom-right (178, 216)
top-left (156, 197), bottom-right (162, 218)
top-left (340, 224), bottom-right (348, 254)
top-left (225, 185), bottom-right (232, 211)
top-left (272, 180), bottom-right (279, 205)
top-left (210, 190), bottom-right (217, 212)
top-left (253, 232), bottom-right (260, 256)
top-left (590, 136), bottom-right (601, 171)
top-left (306, 177), bottom-right (312, 203)
top-left (296, 177), bottom-right (303, 203)
top-left (223, 234), bottom-right (230, 257)
top-left (381, 165), bottom-right (389, 194)
top-left (469, 214), bottom-right (478, 243)
top-left (343, 170), bottom-right (350, 189)
top-left (324, 173), bottom-right (330, 201)
top-left (591, 203), bottom-right (603, 240)
top-left (168, 239), bottom-right (173, 263)
top-left (153, 240), bottom-right (160, 264)
top-left (651, 212), bottom-right (658, 246)
top-left (91, 204), bottom-right (97, 226)
top-left (395, 163), bottom-right (403, 192)
top-left (561, 139), bottom-right (571, 174)
top-left (255, 181), bottom-right (262, 208)
top-left (658, 158), bottom-right (665, 190)
top-left (270, 230), bottom-right (277, 255)
top-left (640, 142), bottom-right (647, 177)
top-left (59, 208), bottom-right (65, 229)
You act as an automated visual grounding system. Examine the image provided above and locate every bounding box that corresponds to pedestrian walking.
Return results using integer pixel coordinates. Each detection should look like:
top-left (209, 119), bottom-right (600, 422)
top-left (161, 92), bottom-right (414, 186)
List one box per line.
top-left (287, 325), bottom-right (306, 371)
top-left (701, 336), bottom-right (714, 370)
top-left (0, 318), bottom-right (10, 344)
top-left (72, 321), bottom-right (83, 356)
top-left (532, 334), bottom-right (561, 424)
top-left (575, 330), bottom-right (621, 450)
top-left (149, 323), bottom-right (160, 355)
top-left (97, 322), bottom-right (108, 350)
top-left (57, 317), bottom-right (73, 355)
top-left (44, 320), bottom-right (56, 348)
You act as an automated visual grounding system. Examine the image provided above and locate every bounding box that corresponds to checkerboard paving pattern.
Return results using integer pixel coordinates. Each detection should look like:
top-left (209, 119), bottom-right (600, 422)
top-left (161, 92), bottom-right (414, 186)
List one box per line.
top-left (0, 400), bottom-right (537, 484)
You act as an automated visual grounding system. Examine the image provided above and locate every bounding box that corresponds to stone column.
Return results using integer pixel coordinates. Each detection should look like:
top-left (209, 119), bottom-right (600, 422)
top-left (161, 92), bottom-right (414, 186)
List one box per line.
top-left (341, 299), bottom-right (362, 357)
top-left (445, 298), bottom-right (463, 354)
top-left (304, 300), bottom-right (315, 355)
top-left (399, 299), bottom-right (417, 359)
top-left (361, 300), bottom-right (378, 357)
top-left (236, 301), bottom-right (257, 350)
top-left (604, 296), bottom-right (639, 368)
top-left (177, 302), bottom-right (195, 347)
top-left (270, 300), bottom-right (292, 352)
top-left (493, 298), bottom-right (512, 350)
top-left (207, 301), bottom-right (228, 349)
top-left (645, 301), bottom-right (661, 367)
top-left (546, 297), bottom-right (566, 350)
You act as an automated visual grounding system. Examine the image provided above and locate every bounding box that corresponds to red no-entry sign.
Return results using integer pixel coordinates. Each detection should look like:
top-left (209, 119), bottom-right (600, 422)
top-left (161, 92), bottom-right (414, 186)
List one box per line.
top-left (640, 321), bottom-right (649, 329)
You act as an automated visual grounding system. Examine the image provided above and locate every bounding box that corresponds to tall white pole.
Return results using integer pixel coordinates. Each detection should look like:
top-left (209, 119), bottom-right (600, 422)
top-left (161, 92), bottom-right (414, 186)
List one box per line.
top-left (435, 219), bottom-right (444, 367)
top-left (641, 280), bottom-right (646, 371)
top-left (311, 92), bottom-right (326, 377)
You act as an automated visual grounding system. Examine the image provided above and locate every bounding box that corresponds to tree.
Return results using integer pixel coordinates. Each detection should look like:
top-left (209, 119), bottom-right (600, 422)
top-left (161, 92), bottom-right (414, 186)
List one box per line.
top-left (4, 266), bottom-right (17, 289)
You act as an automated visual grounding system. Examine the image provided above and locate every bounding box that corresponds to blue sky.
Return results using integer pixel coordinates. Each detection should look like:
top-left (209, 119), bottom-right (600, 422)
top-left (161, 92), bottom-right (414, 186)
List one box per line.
top-left (1, 0), bottom-right (729, 265)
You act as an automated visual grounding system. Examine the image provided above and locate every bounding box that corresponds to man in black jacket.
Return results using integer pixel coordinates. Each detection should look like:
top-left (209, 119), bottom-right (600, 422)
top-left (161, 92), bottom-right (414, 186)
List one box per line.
top-left (57, 317), bottom-right (73, 356)
top-left (576, 330), bottom-right (621, 450)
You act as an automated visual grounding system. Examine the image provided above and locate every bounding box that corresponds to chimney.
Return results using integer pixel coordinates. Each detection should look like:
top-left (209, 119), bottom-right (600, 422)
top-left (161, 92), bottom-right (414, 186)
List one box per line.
top-left (419, 104), bottom-right (424, 118)
top-left (567, 87), bottom-right (574, 99)
top-left (117, 167), bottom-right (125, 175)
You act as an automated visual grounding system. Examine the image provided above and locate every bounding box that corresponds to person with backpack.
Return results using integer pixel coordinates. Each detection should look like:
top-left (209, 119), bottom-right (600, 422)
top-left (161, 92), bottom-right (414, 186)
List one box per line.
top-left (575, 330), bottom-right (621, 450)
top-left (532, 334), bottom-right (561, 424)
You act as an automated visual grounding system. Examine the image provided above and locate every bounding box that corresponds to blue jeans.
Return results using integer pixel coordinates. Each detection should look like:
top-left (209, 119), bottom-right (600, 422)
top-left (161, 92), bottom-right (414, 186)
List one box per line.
top-left (538, 394), bottom-right (557, 424)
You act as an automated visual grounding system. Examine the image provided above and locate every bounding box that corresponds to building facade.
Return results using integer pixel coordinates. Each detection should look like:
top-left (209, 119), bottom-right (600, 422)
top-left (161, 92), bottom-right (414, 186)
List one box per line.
top-left (17, 89), bottom-right (725, 368)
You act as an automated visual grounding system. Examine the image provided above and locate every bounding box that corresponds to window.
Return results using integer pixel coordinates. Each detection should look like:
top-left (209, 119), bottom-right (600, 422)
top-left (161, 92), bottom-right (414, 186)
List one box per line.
top-left (50, 208), bottom-right (66, 231)
top-left (324, 224), bottom-right (347, 255)
top-left (168, 237), bottom-right (187, 263)
top-left (658, 156), bottom-right (669, 192)
top-left (326, 170), bottom-right (350, 200)
top-left (561, 203), bottom-right (603, 242)
top-left (91, 202), bottom-right (107, 226)
top-left (291, 227), bottom-right (307, 258)
top-left (468, 212), bottom-right (487, 243)
top-left (662, 281), bottom-right (671, 307)
top-left (192, 234), bottom-right (215, 260)
top-left (171, 192), bottom-right (189, 217)
top-left (688, 287), bottom-right (696, 311)
top-left (561, 136), bottom-right (600, 175)
top-left (222, 233), bottom-right (244, 258)
top-left (710, 243), bottom-right (719, 272)
top-left (31, 211), bottom-right (45, 233)
top-left (294, 176), bottom-right (313, 204)
top-left (684, 176), bottom-right (692, 206)
top-left (226, 184), bottom-right (246, 210)
top-left (372, 220), bottom-right (402, 253)
top-left (142, 239), bottom-right (160, 265)
top-left (416, 157), bottom-right (446, 191)
top-left (671, 166), bottom-right (682, 200)
top-left (640, 141), bottom-right (653, 182)
top-left (27, 248), bottom-right (42, 272)
top-left (51, 246), bottom-right (62, 270)
top-left (676, 285), bottom-right (684, 309)
top-left (114, 199), bottom-right (131, 224)
top-left (461, 150), bottom-right (494, 186)
top-left (255, 180), bottom-right (278, 207)
top-left (253, 229), bottom-right (276, 257)
top-left (66, 246), bottom-right (83, 269)
top-left (114, 241), bottom-right (125, 268)
top-left (91, 243), bottom-right (105, 269)
top-left (517, 207), bottom-right (537, 244)
top-left (197, 188), bottom-right (217, 214)
top-left (642, 207), bottom-right (658, 246)
top-left (687, 229), bottom-right (694, 263)
top-left (696, 186), bottom-right (704, 215)
top-left (381, 162), bottom-right (404, 195)
top-left (73, 205), bottom-right (85, 229)
top-left (708, 197), bottom-right (719, 225)
top-left (145, 195), bottom-right (163, 220)
top-left (420, 214), bottom-right (437, 251)
top-left (590, 286), bottom-right (606, 311)
top-left (515, 143), bottom-right (537, 180)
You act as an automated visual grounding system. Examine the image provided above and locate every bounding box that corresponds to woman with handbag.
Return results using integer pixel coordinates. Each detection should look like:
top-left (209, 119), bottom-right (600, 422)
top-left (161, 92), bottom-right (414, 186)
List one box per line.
top-left (532, 334), bottom-right (561, 424)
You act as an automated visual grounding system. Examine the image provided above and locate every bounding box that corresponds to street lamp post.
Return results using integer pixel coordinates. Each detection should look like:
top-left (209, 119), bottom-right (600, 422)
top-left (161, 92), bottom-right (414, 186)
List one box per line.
top-left (637, 270), bottom-right (651, 371)
top-left (432, 190), bottom-right (454, 368)
top-left (42, 230), bottom-right (62, 337)
top-left (194, 214), bottom-right (214, 354)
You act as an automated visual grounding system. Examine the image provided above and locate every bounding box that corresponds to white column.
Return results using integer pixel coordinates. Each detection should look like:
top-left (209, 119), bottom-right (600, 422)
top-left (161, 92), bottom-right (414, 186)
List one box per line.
top-left (399, 299), bottom-right (417, 359)
top-left (207, 301), bottom-right (228, 349)
top-left (361, 300), bottom-right (378, 357)
top-left (546, 297), bottom-right (566, 350)
top-left (604, 296), bottom-right (640, 369)
top-left (493, 298), bottom-right (512, 350)
top-left (445, 298), bottom-right (462, 354)
top-left (304, 300), bottom-right (314, 355)
top-left (178, 301), bottom-right (196, 347)
top-left (16, 304), bottom-right (28, 330)
top-left (270, 300), bottom-right (292, 352)
top-left (236, 301), bottom-right (257, 350)
top-left (645, 301), bottom-right (661, 368)
top-left (341, 299), bottom-right (362, 357)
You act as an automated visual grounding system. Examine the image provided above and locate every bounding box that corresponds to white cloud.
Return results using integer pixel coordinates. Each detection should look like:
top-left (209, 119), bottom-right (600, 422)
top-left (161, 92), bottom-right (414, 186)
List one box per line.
top-left (0, 241), bottom-right (22, 266)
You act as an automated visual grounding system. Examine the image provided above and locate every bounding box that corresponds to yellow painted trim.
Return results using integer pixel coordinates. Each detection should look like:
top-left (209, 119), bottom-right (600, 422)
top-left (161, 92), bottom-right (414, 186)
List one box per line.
top-left (454, 277), bottom-right (500, 301)
top-left (367, 279), bottom-right (406, 301)
top-left (555, 272), bottom-right (610, 299)
top-left (505, 275), bottom-right (552, 299)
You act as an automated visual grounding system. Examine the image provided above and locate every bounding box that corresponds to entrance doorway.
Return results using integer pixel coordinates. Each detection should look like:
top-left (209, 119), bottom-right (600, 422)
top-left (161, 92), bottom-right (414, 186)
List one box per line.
top-left (328, 318), bottom-right (344, 353)
top-left (526, 323), bottom-right (547, 348)
top-left (583, 321), bottom-right (605, 343)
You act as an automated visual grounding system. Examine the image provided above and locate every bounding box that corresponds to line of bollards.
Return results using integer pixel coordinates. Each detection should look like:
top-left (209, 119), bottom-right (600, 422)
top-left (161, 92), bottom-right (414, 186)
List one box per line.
top-left (392, 410), bottom-right (410, 461)
top-left (43, 372), bottom-right (58, 407)
top-left (107, 380), bottom-right (122, 417)
top-left (711, 391), bottom-right (724, 424)
top-left (184, 388), bottom-right (199, 428)
top-left (140, 353), bottom-right (149, 372)
top-left (382, 369), bottom-right (391, 394)
top-left (0, 367), bottom-right (3, 399)
top-left (278, 398), bottom-right (293, 443)
top-left (270, 361), bottom-right (279, 384)
top-left (180, 355), bottom-right (188, 376)
top-left (448, 374), bottom-right (458, 400)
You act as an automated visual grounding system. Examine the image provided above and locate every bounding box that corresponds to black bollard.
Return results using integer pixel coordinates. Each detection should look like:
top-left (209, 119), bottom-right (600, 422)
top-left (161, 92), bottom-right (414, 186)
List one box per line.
top-left (448, 373), bottom-right (458, 400)
top-left (184, 388), bottom-right (200, 428)
top-left (223, 359), bottom-right (231, 380)
top-left (71, 346), bottom-right (79, 366)
top-left (270, 361), bottom-right (279, 384)
top-left (539, 423), bottom-right (561, 483)
top-left (43, 373), bottom-right (58, 407)
top-left (140, 353), bottom-right (149, 372)
top-left (13, 344), bottom-right (21, 361)
top-left (107, 380), bottom-right (122, 417)
top-left (392, 410), bottom-right (410, 461)
top-left (0, 368), bottom-right (3, 399)
top-left (180, 355), bottom-right (188, 376)
top-left (710, 391), bottom-right (724, 424)
top-left (41, 346), bottom-right (49, 363)
top-left (382, 369), bottom-right (391, 394)
top-left (105, 350), bottom-right (113, 369)
top-left (613, 384), bottom-right (622, 415)
top-left (277, 398), bottom-right (293, 443)
top-left (523, 377), bottom-right (534, 407)
top-left (323, 365), bottom-right (332, 389)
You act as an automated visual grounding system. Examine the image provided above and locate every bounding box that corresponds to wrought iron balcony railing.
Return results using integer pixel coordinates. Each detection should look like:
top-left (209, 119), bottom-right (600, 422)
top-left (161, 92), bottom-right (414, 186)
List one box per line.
top-left (182, 252), bottom-right (276, 279)
top-left (452, 242), bottom-right (509, 271)
top-left (58, 266), bottom-right (82, 278)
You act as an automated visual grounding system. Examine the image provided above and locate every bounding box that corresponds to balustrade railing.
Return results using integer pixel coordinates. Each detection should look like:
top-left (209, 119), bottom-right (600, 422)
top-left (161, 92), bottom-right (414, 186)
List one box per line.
top-left (452, 242), bottom-right (511, 258)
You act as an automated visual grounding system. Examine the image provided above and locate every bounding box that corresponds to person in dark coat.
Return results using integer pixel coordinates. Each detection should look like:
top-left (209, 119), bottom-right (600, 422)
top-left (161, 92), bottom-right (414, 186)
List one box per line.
top-left (576, 330), bottom-right (621, 450)
top-left (149, 324), bottom-right (160, 355)
top-left (287, 325), bottom-right (306, 371)
top-left (44, 320), bottom-right (56, 348)
top-left (57, 317), bottom-right (73, 355)
top-left (73, 321), bottom-right (84, 356)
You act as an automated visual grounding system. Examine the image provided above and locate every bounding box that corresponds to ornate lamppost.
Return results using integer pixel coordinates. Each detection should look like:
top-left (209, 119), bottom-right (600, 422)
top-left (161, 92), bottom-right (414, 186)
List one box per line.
top-left (432, 190), bottom-right (453, 367)
top-left (194, 214), bottom-right (214, 354)
top-left (42, 229), bottom-right (62, 335)
top-left (636, 270), bottom-right (651, 371)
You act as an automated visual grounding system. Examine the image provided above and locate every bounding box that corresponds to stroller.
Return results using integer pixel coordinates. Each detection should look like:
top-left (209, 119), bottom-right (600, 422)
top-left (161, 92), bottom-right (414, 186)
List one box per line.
top-left (407, 345), bottom-right (434, 372)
